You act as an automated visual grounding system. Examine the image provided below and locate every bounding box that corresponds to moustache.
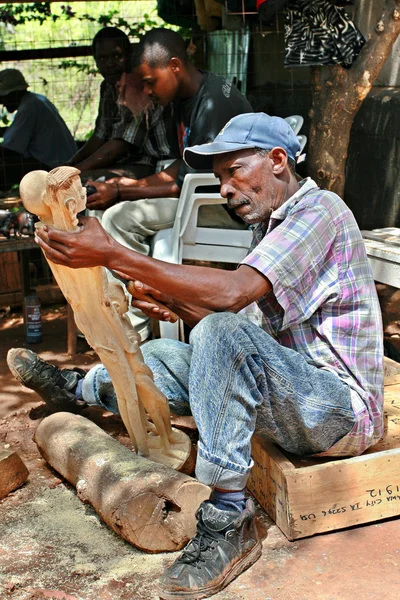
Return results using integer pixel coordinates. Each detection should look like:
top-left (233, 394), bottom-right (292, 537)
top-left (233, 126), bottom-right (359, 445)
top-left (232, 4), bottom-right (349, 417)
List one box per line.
top-left (227, 199), bottom-right (249, 210)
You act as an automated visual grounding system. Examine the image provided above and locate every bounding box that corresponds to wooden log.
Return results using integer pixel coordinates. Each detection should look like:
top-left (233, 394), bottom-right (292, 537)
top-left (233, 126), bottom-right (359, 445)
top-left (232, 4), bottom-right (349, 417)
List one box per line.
top-left (0, 450), bottom-right (29, 500)
top-left (34, 412), bottom-right (210, 553)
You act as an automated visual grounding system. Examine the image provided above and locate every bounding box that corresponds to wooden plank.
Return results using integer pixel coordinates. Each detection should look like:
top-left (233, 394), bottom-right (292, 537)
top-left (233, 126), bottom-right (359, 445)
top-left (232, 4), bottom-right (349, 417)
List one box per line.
top-left (384, 356), bottom-right (400, 386)
top-left (0, 238), bottom-right (37, 254)
top-left (0, 283), bottom-right (65, 308)
top-left (0, 45), bottom-right (92, 62)
top-left (248, 383), bottom-right (400, 540)
top-left (0, 251), bottom-right (21, 293)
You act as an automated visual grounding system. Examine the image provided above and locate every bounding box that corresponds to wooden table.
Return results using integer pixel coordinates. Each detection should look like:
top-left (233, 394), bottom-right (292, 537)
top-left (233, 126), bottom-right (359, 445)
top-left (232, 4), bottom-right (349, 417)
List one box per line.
top-left (0, 236), bottom-right (38, 299)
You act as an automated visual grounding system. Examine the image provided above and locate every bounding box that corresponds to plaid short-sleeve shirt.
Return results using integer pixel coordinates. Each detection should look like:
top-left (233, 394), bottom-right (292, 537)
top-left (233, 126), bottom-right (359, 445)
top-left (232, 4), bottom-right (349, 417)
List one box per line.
top-left (113, 104), bottom-right (179, 167)
top-left (242, 178), bottom-right (384, 456)
top-left (95, 81), bottom-right (179, 167)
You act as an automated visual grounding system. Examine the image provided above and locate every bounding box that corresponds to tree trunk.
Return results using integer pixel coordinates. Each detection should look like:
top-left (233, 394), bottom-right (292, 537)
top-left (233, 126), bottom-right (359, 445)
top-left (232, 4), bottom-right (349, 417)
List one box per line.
top-left (308, 0), bottom-right (400, 197)
top-left (34, 412), bottom-right (210, 553)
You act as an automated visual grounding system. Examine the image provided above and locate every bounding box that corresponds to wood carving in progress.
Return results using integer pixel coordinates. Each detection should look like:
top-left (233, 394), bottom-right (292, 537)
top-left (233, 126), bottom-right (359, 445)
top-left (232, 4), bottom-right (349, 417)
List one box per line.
top-left (19, 167), bottom-right (192, 472)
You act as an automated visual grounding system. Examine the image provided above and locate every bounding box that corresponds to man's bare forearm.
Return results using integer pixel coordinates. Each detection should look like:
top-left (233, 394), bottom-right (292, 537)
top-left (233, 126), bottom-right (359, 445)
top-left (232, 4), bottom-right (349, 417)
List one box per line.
top-left (76, 138), bottom-right (132, 172)
top-left (69, 135), bottom-right (104, 166)
top-left (108, 239), bottom-right (270, 315)
top-left (119, 180), bottom-right (181, 200)
top-left (118, 159), bottom-right (182, 200)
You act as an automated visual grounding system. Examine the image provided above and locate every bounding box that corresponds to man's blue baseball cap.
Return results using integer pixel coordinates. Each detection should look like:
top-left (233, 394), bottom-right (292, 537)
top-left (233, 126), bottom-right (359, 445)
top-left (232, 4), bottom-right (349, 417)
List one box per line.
top-left (184, 112), bottom-right (301, 170)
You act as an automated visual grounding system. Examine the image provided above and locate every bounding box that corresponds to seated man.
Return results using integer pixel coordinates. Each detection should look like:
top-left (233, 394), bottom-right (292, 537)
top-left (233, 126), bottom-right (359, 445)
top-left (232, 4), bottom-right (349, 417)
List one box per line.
top-left (0, 69), bottom-right (77, 192)
top-left (8, 113), bottom-right (384, 600)
top-left (68, 27), bottom-right (177, 181)
top-left (84, 27), bottom-right (252, 335)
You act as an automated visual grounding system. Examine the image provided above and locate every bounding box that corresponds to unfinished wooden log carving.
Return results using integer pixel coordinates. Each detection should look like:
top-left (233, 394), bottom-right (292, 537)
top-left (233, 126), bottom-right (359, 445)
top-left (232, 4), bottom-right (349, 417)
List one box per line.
top-left (19, 167), bottom-right (192, 471)
top-left (35, 413), bottom-right (210, 552)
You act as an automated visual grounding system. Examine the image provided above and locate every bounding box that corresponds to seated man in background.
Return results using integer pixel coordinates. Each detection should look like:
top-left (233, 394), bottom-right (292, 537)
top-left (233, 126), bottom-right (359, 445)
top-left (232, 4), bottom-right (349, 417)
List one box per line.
top-left (0, 68), bottom-right (77, 193)
top-left (85, 27), bottom-right (252, 336)
top-left (8, 113), bottom-right (384, 599)
top-left (68, 26), bottom-right (179, 182)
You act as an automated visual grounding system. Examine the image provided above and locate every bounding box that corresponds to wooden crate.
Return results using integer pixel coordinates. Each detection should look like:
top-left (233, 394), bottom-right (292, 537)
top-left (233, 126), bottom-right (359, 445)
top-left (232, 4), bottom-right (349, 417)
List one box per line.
top-left (247, 359), bottom-right (400, 540)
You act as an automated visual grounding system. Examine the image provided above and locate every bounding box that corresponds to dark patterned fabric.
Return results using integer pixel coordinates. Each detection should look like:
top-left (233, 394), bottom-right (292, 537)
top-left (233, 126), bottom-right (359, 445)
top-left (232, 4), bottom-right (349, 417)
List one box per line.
top-left (284, 0), bottom-right (365, 68)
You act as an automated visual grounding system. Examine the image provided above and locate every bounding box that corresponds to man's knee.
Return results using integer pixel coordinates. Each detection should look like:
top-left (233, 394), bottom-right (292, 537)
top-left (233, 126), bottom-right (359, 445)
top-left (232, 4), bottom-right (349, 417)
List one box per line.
top-left (102, 201), bottom-right (129, 234)
top-left (190, 312), bottom-right (241, 346)
top-left (141, 338), bottom-right (184, 365)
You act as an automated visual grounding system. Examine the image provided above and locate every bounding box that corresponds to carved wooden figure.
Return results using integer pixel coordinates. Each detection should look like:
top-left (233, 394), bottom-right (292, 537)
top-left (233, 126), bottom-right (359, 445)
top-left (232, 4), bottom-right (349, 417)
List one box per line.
top-left (19, 167), bottom-right (192, 471)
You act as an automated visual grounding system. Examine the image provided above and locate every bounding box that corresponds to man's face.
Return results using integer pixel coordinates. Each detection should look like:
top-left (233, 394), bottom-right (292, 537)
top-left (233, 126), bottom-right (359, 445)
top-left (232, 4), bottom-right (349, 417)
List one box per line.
top-left (213, 149), bottom-right (279, 226)
top-left (94, 39), bottom-right (128, 82)
top-left (0, 92), bottom-right (20, 113)
top-left (134, 61), bottom-right (178, 107)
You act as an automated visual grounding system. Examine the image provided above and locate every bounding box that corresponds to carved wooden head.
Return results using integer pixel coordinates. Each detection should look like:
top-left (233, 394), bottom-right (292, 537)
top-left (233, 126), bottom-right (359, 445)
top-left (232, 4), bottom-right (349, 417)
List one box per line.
top-left (19, 170), bottom-right (53, 224)
top-left (20, 167), bottom-right (86, 231)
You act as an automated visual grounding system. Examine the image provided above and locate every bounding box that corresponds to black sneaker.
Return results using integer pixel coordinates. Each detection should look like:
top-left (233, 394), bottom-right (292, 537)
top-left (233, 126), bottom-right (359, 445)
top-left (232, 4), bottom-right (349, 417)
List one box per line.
top-left (158, 498), bottom-right (262, 600)
top-left (7, 347), bottom-right (87, 413)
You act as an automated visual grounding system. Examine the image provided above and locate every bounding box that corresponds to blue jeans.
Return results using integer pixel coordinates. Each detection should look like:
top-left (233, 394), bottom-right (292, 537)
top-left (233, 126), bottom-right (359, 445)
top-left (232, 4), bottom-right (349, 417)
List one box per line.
top-left (82, 312), bottom-right (355, 490)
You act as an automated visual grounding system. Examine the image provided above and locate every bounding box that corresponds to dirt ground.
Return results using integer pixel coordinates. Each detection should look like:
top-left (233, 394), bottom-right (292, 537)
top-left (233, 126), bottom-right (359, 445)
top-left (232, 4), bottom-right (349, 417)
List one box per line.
top-left (1, 305), bottom-right (400, 600)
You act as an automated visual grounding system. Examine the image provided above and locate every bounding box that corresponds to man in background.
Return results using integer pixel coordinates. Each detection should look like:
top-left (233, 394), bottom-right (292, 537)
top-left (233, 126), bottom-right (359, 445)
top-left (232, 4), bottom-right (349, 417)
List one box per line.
top-left (0, 68), bottom-right (76, 192)
top-left (68, 26), bottom-right (179, 181)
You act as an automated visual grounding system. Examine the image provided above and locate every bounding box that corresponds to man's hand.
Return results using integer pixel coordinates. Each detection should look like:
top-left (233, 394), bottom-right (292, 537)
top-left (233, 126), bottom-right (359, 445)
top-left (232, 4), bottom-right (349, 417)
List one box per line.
top-left (85, 180), bottom-right (120, 210)
top-left (34, 216), bottom-right (115, 269)
top-left (125, 279), bottom-right (177, 322)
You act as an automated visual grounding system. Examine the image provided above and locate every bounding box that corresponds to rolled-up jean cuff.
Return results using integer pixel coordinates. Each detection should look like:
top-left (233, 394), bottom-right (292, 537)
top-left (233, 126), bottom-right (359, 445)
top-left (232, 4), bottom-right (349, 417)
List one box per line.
top-left (195, 452), bottom-right (253, 490)
top-left (81, 363), bottom-right (105, 406)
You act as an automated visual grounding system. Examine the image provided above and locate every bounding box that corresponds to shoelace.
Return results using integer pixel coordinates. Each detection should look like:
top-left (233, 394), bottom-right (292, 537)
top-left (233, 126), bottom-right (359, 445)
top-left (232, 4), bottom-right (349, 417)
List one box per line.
top-left (177, 527), bottom-right (217, 566)
top-left (34, 358), bottom-right (62, 383)
top-left (34, 358), bottom-right (76, 393)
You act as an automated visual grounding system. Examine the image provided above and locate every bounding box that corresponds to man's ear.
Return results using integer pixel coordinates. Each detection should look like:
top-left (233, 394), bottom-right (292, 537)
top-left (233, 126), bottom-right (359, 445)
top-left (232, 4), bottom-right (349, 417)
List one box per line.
top-left (169, 57), bottom-right (181, 74)
top-left (269, 147), bottom-right (288, 175)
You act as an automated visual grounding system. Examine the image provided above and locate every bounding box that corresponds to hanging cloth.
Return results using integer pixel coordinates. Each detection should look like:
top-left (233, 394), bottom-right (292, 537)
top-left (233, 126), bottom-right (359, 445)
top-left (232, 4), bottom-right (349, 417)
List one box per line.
top-left (256, 0), bottom-right (289, 23)
top-left (284, 0), bottom-right (365, 68)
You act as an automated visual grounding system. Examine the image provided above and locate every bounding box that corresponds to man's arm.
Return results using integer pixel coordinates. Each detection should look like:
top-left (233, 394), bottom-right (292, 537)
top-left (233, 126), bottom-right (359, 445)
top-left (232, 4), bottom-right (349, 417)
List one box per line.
top-left (67, 134), bottom-right (105, 166)
top-left (35, 216), bottom-right (270, 326)
top-left (75, 138), bottom-right (133, 172)
top-left (85, 159), bottom-right (182, 210)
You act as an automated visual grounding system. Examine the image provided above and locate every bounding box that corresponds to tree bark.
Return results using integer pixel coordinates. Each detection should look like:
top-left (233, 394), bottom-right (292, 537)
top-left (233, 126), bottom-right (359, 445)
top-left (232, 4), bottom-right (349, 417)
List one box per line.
top-left (308, 0), bottom-right (400, 196)
top-left (34, 413), bottom-right (210, 553)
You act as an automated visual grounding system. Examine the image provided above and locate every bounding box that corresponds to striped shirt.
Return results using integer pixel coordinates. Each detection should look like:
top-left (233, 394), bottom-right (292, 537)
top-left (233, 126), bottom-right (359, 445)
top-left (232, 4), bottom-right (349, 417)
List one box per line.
top-left (115, 104), bottom-right (179, 167)
top-left (95, 80), bottom-right (179, 167)
top-left (242, 178), bottom-right (384, 456)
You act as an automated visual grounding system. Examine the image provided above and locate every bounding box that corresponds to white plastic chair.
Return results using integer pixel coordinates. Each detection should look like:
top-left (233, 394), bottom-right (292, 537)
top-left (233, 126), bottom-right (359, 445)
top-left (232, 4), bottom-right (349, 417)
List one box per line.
top-left (297, 134), bottom-right (307, 154)
top-left (151, 173), bottom-right (253, 340)
top-left (284, 114), bottom-right (304, 135)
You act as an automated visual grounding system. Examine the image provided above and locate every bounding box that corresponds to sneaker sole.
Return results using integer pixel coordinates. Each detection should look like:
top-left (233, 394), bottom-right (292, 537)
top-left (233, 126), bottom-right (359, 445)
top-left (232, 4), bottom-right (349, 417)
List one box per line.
top-left (158, 540), bottom-right (262, 600)
top-left (6, 349), bottom-right (30, 386)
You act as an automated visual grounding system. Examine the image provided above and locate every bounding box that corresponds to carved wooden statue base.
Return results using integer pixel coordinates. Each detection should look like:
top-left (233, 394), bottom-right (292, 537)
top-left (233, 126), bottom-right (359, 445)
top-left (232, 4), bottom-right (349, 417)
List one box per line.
top-left (20, 167), bottom-right (192, 472)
